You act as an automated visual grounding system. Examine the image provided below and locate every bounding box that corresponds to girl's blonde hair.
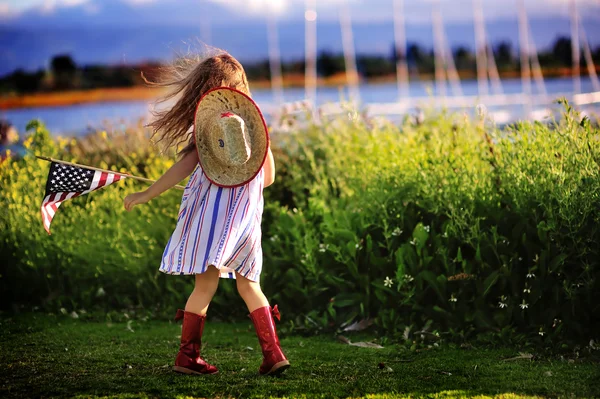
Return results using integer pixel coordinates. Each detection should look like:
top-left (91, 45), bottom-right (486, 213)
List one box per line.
top-left (145, 51), bottom-right (250, 155)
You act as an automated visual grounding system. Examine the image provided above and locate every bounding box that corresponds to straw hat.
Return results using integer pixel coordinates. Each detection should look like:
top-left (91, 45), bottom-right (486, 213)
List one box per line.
top-left (194, 87), bottom-right (269, 187)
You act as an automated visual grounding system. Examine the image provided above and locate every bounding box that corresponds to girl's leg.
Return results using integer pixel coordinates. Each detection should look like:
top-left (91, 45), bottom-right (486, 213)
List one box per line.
top-left (235, 271), bottom-right (269, 312)
top-left (173, 265), bottom-right (221, 375)
top-left (185, 265), bottom-right (220, 315)
top-left (236, 272), bottom-right (289, 376)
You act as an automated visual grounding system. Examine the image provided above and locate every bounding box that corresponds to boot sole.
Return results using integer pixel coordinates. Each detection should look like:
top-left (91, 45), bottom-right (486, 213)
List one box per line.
top-left (264, 360), bottom-right (290, 376)
top-left (173, 366), bottom-right (219, 375)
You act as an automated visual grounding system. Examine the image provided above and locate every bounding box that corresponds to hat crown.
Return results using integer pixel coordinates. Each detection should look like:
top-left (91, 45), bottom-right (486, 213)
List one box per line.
top-left (194, 87), bottom-right (268, 188)
top-left (212, 112), bottom-right (251, 166)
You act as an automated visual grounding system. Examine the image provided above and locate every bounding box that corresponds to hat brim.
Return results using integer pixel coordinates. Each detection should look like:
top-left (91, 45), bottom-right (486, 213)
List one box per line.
top-left (193, 87), bottom-right (269, 188)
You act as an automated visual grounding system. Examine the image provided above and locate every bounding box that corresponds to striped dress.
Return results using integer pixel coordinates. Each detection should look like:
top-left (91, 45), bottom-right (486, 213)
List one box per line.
top-left (159, 164), bottom-right (264, 282)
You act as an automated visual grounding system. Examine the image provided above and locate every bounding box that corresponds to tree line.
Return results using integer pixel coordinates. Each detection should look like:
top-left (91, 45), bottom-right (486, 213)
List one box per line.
top-left (1, 36), bottom-right (598, 95)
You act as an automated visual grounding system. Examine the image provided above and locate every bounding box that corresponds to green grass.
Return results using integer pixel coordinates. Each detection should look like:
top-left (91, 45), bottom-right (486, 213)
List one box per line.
top-left (1, 314), bottom-right (598, 398)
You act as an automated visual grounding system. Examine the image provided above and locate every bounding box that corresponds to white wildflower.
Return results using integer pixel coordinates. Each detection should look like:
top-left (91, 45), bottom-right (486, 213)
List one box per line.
top-left (539, 330), bottom-right (545, 336)
top-left (270, 235), bottom-right (279, 242)
top-left (449, 293), bottom-right (458, 302)
top-left (588, 339), bottom-right (596, 350)
top-left (498, 295), bottom-right (508, 308)
top-left (391, 227), bottom-right (403, 237)
top-left (384, 277), bottom-right (394, 288)
top-left (410, 238), bottom-right (418, 246)
top-left (552, 319), bottom-right (561, 328)
top-left (404, 274), bottom-right (414, 282)
top-left (526, 273), bottom-right (536, 279)
top-left (424, 225), bottom-right (430, 233)
top-left (413, 109), bottom-right (425, 125)
top-left (96, 287), bottom-right (106, 297)
top-left (318, 244), bottom-right (329, 253)
top-left (523, 287), bottom-right (531, 294)
top-left (519, 300), bottom-right (529, 310)
top-left (475, 104), bottom-right (488, 119)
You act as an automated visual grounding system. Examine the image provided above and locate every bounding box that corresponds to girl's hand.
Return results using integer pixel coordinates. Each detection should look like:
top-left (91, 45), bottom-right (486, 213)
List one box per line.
top-left (124, 191), bottom-right (150, 211)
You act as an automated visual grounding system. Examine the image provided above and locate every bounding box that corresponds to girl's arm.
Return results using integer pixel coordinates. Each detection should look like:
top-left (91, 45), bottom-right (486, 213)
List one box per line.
top-left (263, 147), bottom-right (275, 188)
top-left (124, 150), bottom-right (198, 211)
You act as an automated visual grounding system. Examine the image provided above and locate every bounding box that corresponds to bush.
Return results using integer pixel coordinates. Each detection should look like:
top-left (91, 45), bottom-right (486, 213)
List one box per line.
top-left (262, 103), bottom-right (600, 346)
top-left (1, 104), bottom-right (598, 347)
top-left (1, 122), bottom-right (182, 311)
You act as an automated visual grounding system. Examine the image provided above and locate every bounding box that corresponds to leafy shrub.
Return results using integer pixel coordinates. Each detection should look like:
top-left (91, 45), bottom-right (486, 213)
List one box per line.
top-left (1, 104), bottom-right (599, 347)
top-left (262, 103), bottom-right (600, 346)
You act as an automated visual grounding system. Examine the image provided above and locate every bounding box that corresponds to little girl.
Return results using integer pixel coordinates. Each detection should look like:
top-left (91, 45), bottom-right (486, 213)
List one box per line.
top-left (123, 52), bottom-right (289, 376)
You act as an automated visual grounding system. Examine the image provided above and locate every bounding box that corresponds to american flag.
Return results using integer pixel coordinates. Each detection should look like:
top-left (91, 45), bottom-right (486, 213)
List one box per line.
top-left (41, 162), bottom-right (125, 234)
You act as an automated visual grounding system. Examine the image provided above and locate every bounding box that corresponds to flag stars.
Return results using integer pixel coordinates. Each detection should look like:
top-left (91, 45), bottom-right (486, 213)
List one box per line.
top-left (47, 163), bottom-right (98, 194)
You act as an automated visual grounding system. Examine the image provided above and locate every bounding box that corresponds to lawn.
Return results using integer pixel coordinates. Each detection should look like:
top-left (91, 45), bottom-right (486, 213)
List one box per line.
top-left (1, 314), bottom-right (598, 398)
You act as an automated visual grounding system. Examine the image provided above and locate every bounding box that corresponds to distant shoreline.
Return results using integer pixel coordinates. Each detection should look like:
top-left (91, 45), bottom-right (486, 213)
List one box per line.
top-left (0, 68), bottom-right (586, 110)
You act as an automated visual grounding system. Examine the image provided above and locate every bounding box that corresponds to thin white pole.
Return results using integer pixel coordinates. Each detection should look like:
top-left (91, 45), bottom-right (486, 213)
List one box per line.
top-left (393, 0), bottom-right (409, 100)
top-left (527, 32), bottom-right (547, 96)
top-left (267, 13), bottom-right (284, 105)
top-left (473, 0), bottom-right (488, 96)
top-left (305, 0), bottom-right (318, 105)
top-left (486, 42), bottom-right (504, 95)
top-left (522, 15), bottom-right (547, 96)
top-left (432, 2), bottom-right (447, 98)
top-left (340, 2), bottom-right (361, 103)
top-left (433, 2), bottom-right (462, 97)
top-left (579, 22), bottom-right (600, 91)
top-left (474, 0), bottom-right (503, 95)
top-left (517, 0), bottom-right (532, 112)
top-left (440, 25), bottom-right (463, 97)
top-left (570, 0), bottom-right (581, 94)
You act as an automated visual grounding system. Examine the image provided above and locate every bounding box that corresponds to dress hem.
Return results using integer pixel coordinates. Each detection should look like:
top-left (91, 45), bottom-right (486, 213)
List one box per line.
top-left (159, 258), bottom-right (260, 282)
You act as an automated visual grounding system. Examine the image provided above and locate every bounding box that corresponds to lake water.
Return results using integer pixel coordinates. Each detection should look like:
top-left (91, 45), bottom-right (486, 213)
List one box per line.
top-left (2, 77), bottom-right (598, 136)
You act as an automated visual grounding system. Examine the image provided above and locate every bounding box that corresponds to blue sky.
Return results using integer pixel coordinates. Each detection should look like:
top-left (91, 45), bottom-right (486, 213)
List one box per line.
top-left (1, 0), bottom-right (599, 25)
top-left (1, 0), bottom-right (598, 76)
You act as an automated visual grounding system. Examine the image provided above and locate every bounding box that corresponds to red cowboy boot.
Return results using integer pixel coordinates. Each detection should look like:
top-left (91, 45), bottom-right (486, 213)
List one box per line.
top-left (172, 309), bottom-right (219, 375)
top-left (249, 305), bottom-right (290, 376)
